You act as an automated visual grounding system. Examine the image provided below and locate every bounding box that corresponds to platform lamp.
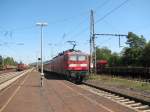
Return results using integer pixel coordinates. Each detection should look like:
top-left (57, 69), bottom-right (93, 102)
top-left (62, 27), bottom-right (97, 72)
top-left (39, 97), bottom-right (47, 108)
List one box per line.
top-left (36, 22), bottom-right (48, 87)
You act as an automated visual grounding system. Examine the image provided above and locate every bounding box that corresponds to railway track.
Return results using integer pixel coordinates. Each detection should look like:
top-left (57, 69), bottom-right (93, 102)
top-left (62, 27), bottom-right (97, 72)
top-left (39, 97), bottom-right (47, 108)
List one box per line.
top-left (79, 83), bottom-right (150, 112)
top-left (0, 70), bottom-right (31, 91)
top-left (0, 72), bottom-right (23, 85)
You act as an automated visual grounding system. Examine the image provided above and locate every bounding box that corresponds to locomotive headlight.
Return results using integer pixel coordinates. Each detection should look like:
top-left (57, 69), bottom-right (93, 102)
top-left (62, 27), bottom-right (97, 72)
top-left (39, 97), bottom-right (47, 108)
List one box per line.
top-left (69, 64), bottom-right (77, 67)
top-left (80, 64), bottom-right (87, 67)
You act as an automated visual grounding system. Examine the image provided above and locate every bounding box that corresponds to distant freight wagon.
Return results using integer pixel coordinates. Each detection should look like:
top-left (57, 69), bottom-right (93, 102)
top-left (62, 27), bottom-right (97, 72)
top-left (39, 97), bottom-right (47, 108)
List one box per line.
top-left (0, 65), bottom-right (16, 71)
top-left (96, 60), bottom-right (150, 81)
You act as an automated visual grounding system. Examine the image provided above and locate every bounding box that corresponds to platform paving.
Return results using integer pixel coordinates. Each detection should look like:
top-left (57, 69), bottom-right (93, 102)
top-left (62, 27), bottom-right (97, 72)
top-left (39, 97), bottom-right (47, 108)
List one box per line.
top-left (0, 70), bottom-right (137, 112)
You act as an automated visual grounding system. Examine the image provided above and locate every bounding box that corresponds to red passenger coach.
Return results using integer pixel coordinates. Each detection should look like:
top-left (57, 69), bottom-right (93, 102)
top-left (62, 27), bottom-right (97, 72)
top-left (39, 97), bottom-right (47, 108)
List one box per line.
top-left (44, 49), bottom-right (89, 83)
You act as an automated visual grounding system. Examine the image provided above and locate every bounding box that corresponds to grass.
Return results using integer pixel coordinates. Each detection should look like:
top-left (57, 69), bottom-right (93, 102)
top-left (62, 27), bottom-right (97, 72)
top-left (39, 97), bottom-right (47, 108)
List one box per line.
top-left (88, 74), bottom-right (150, 92)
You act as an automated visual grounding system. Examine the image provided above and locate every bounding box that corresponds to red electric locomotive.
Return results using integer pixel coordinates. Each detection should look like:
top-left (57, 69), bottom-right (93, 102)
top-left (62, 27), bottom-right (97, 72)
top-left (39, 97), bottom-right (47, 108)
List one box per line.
top-left (17, 63), bottom-right (27, 71)
top-left (44, 49), bottom-right (89, 83)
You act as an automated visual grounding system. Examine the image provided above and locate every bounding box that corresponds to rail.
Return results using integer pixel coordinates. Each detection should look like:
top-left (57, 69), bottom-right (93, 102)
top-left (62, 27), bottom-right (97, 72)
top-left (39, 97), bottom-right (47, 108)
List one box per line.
top-left (82, 82), bottom-right (150, 112)
top-left (0, 69), bottom-right (32, 91)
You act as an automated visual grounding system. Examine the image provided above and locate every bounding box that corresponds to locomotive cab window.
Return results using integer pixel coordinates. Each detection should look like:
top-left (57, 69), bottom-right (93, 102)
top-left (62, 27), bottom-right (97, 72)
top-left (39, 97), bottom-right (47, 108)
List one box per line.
top-left (69, 55), bottom-right (77, 61)
top-left (78, 55), bottom-right (86, 61)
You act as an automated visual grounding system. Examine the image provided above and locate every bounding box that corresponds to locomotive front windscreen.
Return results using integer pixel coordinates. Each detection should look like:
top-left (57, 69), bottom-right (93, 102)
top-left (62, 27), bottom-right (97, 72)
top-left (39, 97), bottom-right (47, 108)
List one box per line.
top-left (69, 55), bottom-right (87, 61)
top-left (78, 55), bottom-right (87, 61)
top-left (69, 55), bottom-right (77, 61)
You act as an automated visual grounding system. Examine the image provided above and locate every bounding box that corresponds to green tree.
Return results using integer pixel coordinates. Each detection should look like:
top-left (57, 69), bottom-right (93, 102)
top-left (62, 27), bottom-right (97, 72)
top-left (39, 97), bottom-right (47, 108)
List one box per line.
top-left (96, 47), bottom-right (111, 61)
top-left (122, 32), bottom-right (146, 66)
top-left (109, 52), bottom-right (122, 66)
top-left (126, 32), bottom-right (146, 48)
top-left (96, 47), bottom-right (123, 66)
top-left (141, 41), bottom-right (150, 66)
top-left (3, 57), bottom-right (16, 66)
top-left (96, 32), bottom-right (148, 67)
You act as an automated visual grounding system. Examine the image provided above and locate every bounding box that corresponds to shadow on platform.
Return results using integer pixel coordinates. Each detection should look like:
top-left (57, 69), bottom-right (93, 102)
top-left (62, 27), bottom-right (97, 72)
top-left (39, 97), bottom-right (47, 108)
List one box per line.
top-left (44, 71), bottom-right (65, 80)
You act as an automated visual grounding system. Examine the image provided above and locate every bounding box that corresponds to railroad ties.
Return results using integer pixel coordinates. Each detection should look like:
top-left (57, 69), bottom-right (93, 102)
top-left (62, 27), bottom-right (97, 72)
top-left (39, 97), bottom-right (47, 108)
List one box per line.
top-left (78, 84), bottom-right (150, 112)
top-left (0, 70), bottom-right (30, 91)
top-left (0, 72), bottom-right (22, 84)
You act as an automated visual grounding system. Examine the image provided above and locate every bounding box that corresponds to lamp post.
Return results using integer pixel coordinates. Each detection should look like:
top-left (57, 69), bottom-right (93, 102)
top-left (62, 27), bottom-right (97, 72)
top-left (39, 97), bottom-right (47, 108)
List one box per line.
top-left (36, 22), bottom-right (48, 87)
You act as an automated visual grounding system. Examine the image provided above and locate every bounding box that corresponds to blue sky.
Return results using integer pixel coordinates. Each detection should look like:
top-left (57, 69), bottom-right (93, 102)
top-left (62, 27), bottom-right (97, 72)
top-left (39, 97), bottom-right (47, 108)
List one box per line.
top-left (0, 0), bottom-right (150, 64)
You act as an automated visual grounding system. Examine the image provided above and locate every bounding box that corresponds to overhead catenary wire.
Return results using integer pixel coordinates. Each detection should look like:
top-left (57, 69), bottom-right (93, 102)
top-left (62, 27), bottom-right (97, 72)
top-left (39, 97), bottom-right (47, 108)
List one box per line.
top-left (66, 0), bottom-right (130, 44)
top-left (47, 0), bottom-right (109, 25)
top-left (89, 0), bottom-right (130, 74)
top-left (78, 1), bottom-right (131, 55)
top-left (49, 11), bottom-right (89, 25)
top-left (0, 0), bottom-right (130, 60)
top-left (95, 0), bottom-right (130, 24)
top-left (95, 0), bottom-right (111, 11)
top-left (61, 0), bottom-right (111, 43)
top-left (56, 0), bottom-right (129, 59)
top-left (97, 37), bottom-right (112, 46)
top-left (92, 0), bottom-right (130, 52)
top-left (0, 1), bottom-right (112, 49)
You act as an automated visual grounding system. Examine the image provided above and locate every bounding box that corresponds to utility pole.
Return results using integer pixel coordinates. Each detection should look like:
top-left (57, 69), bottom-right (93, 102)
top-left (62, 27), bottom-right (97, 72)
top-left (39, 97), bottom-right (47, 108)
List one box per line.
top-left (89, 10), bottom-right (127, 75)
top-left (36, 22), bottom-right (48, 87)
top-left (90, 10), bottom-right (96, 75)
top-left (36, 51), bottom-right (39, 71)
top-left (36, 58), bottom-right (38, 71)
top-left (89, 38), bottom-right (92, 74)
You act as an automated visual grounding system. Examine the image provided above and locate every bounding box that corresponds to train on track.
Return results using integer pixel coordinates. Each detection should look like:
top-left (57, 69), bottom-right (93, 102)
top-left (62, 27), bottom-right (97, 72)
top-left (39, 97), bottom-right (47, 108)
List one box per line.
top-left (96, 60), bottom-right (150, 81)
top-left (43, 49), bottom-right (89, 83)
top-left (2, 65), bottom-right (16, 70)
top-left (0, 65), bottom-right (17, 74)
top-left (0, 63), bottom-right (28, 73)
top-left (17, 63), bottom-right (28, 71)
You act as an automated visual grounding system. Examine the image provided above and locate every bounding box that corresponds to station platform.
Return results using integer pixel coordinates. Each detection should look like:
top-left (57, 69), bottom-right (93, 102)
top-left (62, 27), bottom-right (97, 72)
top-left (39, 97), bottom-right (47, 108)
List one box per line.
top-left (0, 70), bottom-right (50, 112)
top-left (0, 70), bottom-right (136, 112)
